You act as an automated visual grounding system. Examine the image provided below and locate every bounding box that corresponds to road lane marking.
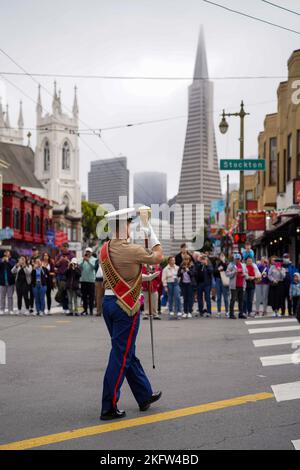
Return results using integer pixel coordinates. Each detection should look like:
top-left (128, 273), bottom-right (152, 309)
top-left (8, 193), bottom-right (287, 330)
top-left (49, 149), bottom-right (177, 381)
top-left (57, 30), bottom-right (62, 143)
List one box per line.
top-left (271, 382), bottom-right (300, 402)
top-left (253, 336), bottom-right (300, 348)
top-left (248, 326), bottom-right (300, 335)
top-left (0, 392), bottom-right (273, 450)
top-left (292, 439), bottom-right (300, 450)
top-left (260, 354), bottom-right (295, 367)
top-left (245, 319), bottom-right (297, 326)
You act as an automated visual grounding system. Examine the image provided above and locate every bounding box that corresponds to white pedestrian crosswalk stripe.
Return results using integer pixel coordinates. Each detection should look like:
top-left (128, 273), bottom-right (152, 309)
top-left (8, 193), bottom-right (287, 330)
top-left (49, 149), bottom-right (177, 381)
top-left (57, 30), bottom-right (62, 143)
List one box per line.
top-left (245, 317), bottom-right (300, 448)
top-left (292, 440), bottom-right (300, 450)
top-left (248, 325), bottom-right (300, 335)
top-left (260, 354), bottom-right (295, 367)
top-left (245, 318), bottom-right (297, 326)
top-left (271, 382), bottom-right (300, 402)
top-left (253, 336), bottom-right (300, 348)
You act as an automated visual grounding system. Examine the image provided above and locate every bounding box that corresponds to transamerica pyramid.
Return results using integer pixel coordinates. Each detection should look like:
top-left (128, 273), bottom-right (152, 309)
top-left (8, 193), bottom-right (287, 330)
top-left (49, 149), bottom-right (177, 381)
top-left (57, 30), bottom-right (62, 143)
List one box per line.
top-left (173, 27), bottom-right (222, 246)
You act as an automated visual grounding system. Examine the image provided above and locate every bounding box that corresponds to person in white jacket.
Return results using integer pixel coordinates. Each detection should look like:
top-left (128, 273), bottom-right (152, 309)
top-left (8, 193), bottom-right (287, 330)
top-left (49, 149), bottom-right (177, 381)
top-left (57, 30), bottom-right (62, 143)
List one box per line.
top-left (162, 256), bottom-right (182, 318)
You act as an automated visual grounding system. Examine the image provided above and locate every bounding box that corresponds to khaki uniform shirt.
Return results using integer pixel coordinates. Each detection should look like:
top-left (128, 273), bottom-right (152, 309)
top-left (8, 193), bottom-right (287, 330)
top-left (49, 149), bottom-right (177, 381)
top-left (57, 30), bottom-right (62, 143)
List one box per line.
top-left (104, 239), bottom-right (157, 288)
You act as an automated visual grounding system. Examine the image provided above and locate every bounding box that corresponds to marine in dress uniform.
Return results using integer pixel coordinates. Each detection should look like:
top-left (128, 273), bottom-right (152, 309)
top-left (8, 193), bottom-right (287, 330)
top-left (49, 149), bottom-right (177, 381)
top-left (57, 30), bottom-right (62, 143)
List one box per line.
top-left (100, 208), bottom-right (163, 421)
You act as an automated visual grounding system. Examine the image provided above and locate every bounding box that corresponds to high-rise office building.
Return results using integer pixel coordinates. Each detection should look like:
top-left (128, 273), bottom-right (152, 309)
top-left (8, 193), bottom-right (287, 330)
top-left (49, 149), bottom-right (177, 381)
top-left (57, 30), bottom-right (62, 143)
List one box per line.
top-left (176, 27), bottom-right (222, 228)
top-left (88, 157), bottom-right (129, 209)
top-left (133, 172), bottom-right (167, 207)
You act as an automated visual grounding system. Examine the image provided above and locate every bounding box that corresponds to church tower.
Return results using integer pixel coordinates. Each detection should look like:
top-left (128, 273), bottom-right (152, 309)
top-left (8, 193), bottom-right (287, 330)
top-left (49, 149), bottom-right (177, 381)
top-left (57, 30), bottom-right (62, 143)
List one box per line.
top-left (0, 98), bottom-right (24, 145)
top-left (35, 83), bottom-right (81, 216)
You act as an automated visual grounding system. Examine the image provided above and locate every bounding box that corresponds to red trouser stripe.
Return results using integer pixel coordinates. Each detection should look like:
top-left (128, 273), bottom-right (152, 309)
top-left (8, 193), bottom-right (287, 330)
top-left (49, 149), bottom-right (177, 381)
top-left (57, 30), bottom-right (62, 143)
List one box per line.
top-left (112, 313), bottom-right (139, 409)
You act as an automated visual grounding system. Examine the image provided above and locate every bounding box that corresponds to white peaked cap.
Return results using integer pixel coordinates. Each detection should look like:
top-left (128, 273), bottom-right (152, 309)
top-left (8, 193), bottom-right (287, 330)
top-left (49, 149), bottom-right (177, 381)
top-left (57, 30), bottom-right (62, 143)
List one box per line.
top-left (104, 207), bottom-right (136, 220)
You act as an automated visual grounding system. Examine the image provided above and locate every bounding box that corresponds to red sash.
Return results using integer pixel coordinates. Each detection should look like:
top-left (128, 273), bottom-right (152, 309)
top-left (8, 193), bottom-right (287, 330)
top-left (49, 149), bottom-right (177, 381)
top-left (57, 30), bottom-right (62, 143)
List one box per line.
top-left (100, 241), bottom-right (142, 316)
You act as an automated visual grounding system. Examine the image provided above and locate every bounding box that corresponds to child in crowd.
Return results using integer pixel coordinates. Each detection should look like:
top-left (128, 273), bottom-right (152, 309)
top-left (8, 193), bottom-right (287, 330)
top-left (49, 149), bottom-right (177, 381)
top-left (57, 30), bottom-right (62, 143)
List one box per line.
top-left (289, 272), bottom-right (300, 317)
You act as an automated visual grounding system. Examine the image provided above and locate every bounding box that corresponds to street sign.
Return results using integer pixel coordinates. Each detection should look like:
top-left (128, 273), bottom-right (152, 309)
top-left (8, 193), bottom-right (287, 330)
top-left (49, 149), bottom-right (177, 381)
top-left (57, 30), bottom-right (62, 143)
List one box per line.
top-left (220, 159), bottom-right (265, 171)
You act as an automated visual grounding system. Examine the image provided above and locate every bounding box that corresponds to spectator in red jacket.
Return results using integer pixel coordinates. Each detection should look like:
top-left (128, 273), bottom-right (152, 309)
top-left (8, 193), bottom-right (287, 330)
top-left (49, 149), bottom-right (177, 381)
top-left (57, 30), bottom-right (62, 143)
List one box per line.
top-left (142, 264), bottom-right (161, 320)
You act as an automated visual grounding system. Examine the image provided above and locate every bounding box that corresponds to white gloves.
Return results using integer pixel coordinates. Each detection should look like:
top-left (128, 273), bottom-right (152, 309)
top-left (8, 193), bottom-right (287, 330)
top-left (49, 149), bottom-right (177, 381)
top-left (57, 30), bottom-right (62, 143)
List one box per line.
top-left (140, 224), bottom-right (160, 249)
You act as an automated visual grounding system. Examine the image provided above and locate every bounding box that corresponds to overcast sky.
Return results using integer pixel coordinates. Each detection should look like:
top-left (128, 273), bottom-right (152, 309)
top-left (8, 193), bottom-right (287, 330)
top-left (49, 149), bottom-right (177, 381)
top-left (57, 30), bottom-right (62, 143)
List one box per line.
top-left (0, 0), bottom-right (300, 201)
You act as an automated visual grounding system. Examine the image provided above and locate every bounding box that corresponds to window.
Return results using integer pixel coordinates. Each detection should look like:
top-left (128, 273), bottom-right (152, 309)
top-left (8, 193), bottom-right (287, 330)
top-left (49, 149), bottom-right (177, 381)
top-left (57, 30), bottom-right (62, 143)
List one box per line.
top-left (297, 131), bottom-right (300, 177)
top-left (44, 140), bottom-right (50, 171)
top-left (62, 141), bottom-right (70, 170)
top-left (246, 190), bottom-right (254, 201)
top-left (4, 208), bottom-right (10, 227)
top-left (269, 137), bottom-right (277, 186)
top-left (25, 212), bottom-right (31, 232)
top-left (13, 208), bottom-right (20, 230)
top-left (283, 149), bottom-right (287, 192)
top-left (287, 134), bottom-right (292, 182)
top-left (277, 153), bottom-right (280, 191)
top-left (263, 143), bottom-right (266, 187)
top-left (44, 218), bottom-right (49, 234)
top-left (34, 216), bottom-right (40, 235)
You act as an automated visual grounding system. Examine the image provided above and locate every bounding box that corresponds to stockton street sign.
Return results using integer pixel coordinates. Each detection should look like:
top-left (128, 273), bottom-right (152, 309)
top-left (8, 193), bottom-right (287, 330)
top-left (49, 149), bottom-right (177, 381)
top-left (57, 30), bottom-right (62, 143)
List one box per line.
top-left (220, 159), bottom-right (266, 171)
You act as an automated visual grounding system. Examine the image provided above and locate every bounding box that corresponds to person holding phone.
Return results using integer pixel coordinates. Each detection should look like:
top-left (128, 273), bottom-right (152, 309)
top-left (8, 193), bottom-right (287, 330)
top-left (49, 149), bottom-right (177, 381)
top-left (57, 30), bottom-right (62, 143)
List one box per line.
top-left (255, 257), bottom-right (270, 316)
top-left (226, 253), bottom-right (248, 320)
top-left (12, 256), bottom-right (32, 315)
top-left (268, 256), bottom-right (286, 317)
top-left (79, 248), bottom-right (96, 316)
top-left (0, 250), bottom-right (16, 315)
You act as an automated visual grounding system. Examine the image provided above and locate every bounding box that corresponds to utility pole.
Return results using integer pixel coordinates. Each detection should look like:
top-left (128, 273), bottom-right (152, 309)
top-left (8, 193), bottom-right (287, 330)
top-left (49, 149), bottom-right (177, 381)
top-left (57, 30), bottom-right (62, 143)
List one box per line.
top-left (226, 173), bottom-right (230, 257)
top-left (219, 101), bottom-right (250, 234)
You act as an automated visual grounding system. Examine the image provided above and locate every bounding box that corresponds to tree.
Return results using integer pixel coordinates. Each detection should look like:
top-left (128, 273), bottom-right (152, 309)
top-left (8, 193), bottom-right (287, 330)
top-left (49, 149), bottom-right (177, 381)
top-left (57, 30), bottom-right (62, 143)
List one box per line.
top-left (81, 200), bottom-right (107, 243)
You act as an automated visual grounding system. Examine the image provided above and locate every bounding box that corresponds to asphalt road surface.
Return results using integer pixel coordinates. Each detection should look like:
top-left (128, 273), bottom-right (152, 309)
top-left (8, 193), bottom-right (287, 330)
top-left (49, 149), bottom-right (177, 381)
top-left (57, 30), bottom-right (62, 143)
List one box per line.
top-left (1, 312), bottom-right (300, 450)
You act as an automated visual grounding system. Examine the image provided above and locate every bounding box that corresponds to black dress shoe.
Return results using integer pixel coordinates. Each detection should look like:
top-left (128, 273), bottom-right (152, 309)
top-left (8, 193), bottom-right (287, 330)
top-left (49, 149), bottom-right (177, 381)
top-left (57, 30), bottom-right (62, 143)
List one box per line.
top-left (100, 409), bottom-right (126, 421)
top-left (139, 391), bottom-right (162, 412)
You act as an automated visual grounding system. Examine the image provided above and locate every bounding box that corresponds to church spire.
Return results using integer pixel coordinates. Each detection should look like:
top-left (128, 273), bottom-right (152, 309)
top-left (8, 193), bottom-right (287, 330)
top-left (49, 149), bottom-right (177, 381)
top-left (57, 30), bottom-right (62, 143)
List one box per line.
top-left (52, 80), bottom-right (60, 114)
top-left (5, 104), bottom-right (10, 128)
top-left (18, 100), bottom-right (24, 128)
top-left (0, 98), bottom-right (4, 127)
top-left (72, 85), bottom-right (79, 118)
top-left (58, 89), bottom-right (62, 114)
top-left (36, 84), bottom-right (42, 117)
top-left (193, 26), bottom-right (209, 81)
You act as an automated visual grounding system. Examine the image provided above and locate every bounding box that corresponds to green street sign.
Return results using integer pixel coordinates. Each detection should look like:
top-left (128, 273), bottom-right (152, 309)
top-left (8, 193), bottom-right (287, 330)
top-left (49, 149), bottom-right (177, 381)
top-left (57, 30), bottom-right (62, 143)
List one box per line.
top-left (220, 159), bottom-right (266, 171)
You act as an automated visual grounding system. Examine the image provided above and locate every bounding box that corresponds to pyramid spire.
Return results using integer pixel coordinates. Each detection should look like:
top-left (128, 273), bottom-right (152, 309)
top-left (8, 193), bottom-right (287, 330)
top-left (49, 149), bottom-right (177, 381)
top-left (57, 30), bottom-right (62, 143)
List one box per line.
top-left (5, 104), bottom-right (10, 128)
top-left (193, 26), bottom-right (209, 81)
top-left (72, 85), bottom-right (79, 118)
top-left (36, 84), bottom-right (42, 117)
top-left (18, 100), bottom-right (24, 128)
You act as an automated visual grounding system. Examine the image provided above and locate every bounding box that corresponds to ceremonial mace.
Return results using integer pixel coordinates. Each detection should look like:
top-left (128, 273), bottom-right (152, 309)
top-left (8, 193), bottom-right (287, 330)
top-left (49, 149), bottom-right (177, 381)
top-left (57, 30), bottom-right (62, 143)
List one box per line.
top-left (139, 206), bottom-right (156, 369)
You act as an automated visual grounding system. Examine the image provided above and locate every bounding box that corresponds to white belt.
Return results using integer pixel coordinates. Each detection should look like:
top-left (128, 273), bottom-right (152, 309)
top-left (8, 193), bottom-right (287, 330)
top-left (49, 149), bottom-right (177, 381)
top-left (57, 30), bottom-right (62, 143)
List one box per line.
top-left (105, 289), bottom-right (115, 296)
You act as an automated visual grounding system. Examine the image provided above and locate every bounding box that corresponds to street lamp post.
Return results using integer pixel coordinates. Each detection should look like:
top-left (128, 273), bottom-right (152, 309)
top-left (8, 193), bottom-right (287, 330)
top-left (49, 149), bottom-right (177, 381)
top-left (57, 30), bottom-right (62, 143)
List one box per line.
top-left (219, 101), bottom-right (250, 233)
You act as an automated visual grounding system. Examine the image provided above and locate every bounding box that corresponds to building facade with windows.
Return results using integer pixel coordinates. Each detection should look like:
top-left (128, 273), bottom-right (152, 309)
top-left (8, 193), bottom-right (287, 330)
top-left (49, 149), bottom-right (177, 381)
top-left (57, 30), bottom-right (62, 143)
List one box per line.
top-left (88, 157), bottom-right (129, 209)
top-left (245, 49), bottom-right (300, 263)
top-left (2, 184), bottom-right (52, 254)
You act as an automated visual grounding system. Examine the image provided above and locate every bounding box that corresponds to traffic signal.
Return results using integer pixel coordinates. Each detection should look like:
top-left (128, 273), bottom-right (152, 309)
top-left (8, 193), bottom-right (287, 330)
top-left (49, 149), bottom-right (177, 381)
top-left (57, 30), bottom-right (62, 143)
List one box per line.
top-left (233, 233), bottom-right (247, 244)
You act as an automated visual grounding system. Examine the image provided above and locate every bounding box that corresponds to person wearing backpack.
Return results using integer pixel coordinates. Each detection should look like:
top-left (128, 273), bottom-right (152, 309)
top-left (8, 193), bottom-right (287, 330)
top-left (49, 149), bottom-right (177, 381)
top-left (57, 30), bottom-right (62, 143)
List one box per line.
top-left (65, 258), bottom-right (82, 316)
